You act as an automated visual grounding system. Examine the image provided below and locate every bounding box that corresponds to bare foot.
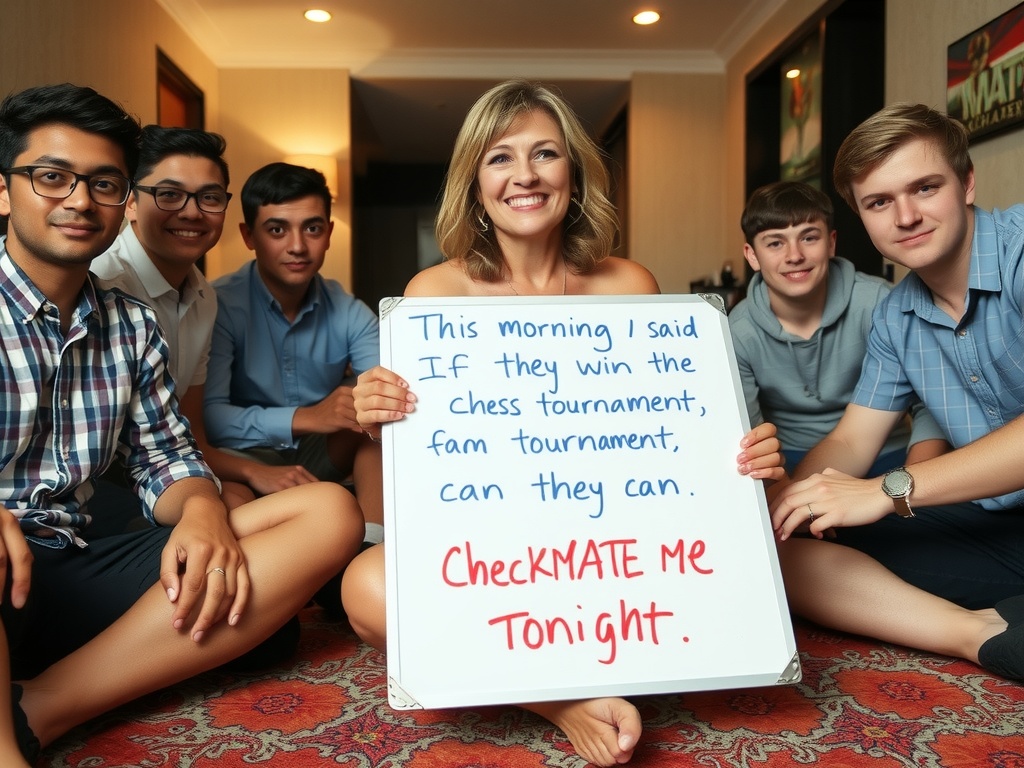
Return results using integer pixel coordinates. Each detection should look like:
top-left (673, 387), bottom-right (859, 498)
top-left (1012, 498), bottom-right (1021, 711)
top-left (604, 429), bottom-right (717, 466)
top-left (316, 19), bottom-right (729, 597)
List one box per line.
top-left (525, 697), bottom-right (641, 766)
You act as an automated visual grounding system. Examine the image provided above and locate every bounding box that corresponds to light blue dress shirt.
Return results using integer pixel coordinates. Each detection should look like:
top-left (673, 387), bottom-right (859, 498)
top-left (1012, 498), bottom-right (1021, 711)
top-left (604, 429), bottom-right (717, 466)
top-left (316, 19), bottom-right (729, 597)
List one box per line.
top-left (205, 261), bottom-right (380, 451)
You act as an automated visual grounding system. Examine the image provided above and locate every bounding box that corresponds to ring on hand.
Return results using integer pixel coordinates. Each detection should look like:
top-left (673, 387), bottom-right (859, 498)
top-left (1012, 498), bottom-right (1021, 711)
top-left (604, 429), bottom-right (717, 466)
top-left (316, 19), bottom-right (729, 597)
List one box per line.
top-left (207, 567), bottom-right (227, 577)
top-left (807, 505), bottom-right (816, 523)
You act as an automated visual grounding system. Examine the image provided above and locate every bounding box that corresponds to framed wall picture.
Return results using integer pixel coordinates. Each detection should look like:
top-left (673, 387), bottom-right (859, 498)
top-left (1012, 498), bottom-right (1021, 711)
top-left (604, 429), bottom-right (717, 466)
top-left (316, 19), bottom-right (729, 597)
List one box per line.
top-left (779, 27), bottom-right (823, 186)
top-left (947, 2), bottom-right (1024, 143)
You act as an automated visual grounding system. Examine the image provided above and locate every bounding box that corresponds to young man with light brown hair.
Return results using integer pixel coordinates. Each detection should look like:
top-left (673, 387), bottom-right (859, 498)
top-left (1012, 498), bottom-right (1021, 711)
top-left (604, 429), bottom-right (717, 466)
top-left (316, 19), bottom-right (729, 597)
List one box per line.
top-left (771, 102), bottom-right (1024, 680)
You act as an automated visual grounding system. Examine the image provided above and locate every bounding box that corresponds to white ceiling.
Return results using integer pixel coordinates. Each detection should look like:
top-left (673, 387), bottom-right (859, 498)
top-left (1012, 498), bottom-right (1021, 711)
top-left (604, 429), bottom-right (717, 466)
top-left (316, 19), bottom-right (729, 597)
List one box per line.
top-left (158, 0), bottom-right (785, 163)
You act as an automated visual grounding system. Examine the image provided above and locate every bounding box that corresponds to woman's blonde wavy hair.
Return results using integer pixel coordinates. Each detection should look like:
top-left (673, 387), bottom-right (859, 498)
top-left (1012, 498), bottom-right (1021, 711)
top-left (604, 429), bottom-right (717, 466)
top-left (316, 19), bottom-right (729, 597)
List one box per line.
top-left (435, 80), bottom-right (618, 281)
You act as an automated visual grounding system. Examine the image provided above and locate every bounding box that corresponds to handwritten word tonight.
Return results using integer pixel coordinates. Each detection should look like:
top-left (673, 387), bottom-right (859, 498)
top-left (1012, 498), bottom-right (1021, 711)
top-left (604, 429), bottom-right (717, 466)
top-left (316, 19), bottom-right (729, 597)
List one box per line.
top-left (488, 599), bottom-right (676, 664)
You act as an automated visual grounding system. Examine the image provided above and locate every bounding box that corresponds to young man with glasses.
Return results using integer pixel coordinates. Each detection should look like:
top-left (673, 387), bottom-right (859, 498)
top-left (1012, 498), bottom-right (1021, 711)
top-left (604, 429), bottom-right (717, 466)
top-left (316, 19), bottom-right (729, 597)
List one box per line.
top-left (91, 126), bottom-right (257, 510)
top-left (0, 83), bottom-right (361, 766)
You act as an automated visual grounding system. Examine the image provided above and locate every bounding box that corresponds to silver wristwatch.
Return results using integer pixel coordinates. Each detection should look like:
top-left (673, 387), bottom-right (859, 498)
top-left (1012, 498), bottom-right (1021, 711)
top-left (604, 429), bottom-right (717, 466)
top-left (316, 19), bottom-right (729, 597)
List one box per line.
top-left (881, 467), bottom-right (915, 518)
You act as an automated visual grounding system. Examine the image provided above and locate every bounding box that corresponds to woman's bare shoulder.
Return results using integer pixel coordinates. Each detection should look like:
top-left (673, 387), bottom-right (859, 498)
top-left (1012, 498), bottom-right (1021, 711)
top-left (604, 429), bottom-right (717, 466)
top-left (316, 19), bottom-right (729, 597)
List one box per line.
top-left (583, 257), bottom-right (661, 296)
top-left (404, 260), bottom-right (474, 297)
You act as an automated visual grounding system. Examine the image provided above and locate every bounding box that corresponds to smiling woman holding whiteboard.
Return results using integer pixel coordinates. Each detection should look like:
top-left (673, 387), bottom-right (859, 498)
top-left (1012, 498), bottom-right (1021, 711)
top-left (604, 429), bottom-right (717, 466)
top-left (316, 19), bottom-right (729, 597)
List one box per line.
top-left (346, 80), bottom-right (785, 767)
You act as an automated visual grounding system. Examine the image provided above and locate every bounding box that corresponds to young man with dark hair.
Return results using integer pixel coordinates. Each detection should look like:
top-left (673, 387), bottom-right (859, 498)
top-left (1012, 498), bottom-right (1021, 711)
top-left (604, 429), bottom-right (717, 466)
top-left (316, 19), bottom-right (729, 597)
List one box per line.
top-left (0, 83), bottom-right (361, 766)
top-left (731, 180), bottom-right (946, 472)
top-left (92, 125), bottom-right (257, 509)
top-left (205, 163), bottom-right (383, 558)
top-left (771, 103), bottom-right (1024, 680)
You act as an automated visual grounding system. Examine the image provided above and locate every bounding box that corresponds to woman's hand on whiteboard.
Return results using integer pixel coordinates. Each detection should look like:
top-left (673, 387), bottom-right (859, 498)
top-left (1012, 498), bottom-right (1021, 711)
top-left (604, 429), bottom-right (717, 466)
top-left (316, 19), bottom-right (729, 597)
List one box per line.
top-left (737, 422), bottom-right (787, 482)
top-left (353, 366), bottom-right (417, 433)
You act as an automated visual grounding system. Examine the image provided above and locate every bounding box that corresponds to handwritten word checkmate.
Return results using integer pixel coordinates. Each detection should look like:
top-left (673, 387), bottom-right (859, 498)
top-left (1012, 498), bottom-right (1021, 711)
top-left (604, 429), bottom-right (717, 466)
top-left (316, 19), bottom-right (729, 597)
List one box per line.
top-left (381, 296), bottom-right (797, 709)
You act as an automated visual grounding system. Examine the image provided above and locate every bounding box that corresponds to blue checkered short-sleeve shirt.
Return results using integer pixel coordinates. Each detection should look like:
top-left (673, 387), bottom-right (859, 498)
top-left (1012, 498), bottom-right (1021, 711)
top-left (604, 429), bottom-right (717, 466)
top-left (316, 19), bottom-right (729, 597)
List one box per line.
top-left (853, 206), bottom-right (1024, 510)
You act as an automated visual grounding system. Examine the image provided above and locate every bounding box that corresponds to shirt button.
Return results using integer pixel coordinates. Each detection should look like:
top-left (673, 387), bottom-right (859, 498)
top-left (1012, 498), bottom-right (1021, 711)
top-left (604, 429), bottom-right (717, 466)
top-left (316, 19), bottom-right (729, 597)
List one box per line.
top-left (958, 330), bottom-right (967, 337)
top-left (969, 375), bottom-right (979, 383)
top-left (60, 398), bottom-right (69, 408)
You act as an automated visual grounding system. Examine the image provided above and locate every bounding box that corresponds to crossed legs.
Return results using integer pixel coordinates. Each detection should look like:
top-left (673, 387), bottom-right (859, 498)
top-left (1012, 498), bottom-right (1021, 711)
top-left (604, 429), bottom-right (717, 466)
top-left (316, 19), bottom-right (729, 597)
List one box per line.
top-left (4, 481), bottom-right (361, 763)
top-left (778, 537), bottom-right (1008, 665)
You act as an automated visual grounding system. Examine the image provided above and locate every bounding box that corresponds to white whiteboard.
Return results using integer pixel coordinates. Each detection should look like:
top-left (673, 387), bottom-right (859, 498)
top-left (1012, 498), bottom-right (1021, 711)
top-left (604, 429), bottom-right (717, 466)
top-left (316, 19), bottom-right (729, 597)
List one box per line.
top-left (380, 295), bottom-right (799, 709)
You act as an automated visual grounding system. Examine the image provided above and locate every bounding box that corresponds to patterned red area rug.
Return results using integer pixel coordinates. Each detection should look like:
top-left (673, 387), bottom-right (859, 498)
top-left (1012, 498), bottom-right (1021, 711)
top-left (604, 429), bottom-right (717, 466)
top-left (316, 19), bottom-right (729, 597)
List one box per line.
top-left (42, 609), bottom-right (1024, 767)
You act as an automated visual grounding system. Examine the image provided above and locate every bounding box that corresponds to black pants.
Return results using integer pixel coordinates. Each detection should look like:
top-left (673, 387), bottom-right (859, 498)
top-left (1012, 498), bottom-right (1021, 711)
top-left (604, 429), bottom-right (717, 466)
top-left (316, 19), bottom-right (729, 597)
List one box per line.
top-left (835, 501), bottom-right (1024, 609)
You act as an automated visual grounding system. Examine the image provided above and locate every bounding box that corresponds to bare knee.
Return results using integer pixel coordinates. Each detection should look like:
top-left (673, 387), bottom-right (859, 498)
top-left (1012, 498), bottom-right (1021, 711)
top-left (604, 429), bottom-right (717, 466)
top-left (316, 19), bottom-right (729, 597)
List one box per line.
top-left (341, 543), bottom-right (387, 650)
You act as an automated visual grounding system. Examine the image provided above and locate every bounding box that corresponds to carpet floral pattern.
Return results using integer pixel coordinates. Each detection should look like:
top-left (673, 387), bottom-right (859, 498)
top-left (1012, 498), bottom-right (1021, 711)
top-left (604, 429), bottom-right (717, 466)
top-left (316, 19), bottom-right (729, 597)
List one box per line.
top-left (43, 609), bottom-right (1024, 767)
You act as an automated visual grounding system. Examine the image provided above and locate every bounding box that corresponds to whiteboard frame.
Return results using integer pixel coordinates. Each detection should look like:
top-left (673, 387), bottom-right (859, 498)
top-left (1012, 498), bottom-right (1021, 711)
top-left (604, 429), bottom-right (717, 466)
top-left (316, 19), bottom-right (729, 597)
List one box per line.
top-left (380, 294), bottom-right (799, 709)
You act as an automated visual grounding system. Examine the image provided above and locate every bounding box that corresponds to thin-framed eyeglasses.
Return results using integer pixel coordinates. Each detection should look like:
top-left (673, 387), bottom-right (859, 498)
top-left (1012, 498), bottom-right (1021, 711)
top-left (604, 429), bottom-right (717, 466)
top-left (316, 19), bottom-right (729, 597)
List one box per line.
top-left (133, 184), bottom-right (232, 213)
top-left (3, 165), bottom-right (132, 206)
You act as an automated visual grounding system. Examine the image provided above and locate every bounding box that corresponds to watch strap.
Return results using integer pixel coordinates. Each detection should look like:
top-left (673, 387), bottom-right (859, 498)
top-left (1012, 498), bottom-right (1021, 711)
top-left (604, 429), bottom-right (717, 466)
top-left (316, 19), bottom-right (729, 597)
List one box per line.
top-left (892, 494), bottom-right (914, 518)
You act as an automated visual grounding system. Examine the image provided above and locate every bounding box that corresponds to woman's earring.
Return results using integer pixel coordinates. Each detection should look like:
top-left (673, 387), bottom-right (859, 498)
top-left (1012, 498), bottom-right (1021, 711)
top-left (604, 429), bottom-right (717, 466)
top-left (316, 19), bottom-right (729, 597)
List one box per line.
top-left (568, 196), bottom-right (584, 226)
top-left (476, 210), bottom-right (490, 233)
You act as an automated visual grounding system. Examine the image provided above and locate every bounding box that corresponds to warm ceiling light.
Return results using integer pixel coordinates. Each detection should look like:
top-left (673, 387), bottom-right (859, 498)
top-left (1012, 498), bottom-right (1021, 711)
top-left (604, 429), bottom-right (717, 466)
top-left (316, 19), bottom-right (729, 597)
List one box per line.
top-left (633, 10), bottom-right (660, 25)
top-left (786, 68), bottom-right (801, 79)
top-left (304, 9), bottom-right (332, 23)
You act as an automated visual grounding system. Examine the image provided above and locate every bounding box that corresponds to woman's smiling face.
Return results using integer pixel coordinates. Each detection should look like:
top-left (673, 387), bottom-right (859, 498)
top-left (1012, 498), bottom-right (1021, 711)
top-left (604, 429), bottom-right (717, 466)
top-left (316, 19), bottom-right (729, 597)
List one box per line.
top-left (476, 109), bottom-right (572, 246)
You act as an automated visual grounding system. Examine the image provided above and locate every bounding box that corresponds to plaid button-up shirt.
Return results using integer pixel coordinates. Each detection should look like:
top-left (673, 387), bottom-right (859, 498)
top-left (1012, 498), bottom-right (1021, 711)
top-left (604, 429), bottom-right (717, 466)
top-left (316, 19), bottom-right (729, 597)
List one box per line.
top-left (0, 240), bottom-right (215, 548)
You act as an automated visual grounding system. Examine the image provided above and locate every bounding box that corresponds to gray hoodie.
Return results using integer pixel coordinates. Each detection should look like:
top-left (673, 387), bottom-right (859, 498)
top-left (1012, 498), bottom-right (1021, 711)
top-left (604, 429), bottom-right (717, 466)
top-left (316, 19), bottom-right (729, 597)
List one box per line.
top-left (729, 257), bottom-right (943, 455)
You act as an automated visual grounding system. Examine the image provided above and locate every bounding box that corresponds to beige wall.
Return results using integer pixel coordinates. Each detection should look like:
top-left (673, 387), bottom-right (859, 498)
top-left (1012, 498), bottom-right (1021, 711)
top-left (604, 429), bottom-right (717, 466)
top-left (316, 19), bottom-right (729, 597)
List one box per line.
top-left (0, 0), bottom-right (219, 127)
top-left (887, 0), bottom-right (1024, 211)
top-left (628, 73), bottom-right (726, 293)
top-left (216, 69), bottom-right (352, 287)
top-left (6, 0), bottom-right (1022, 293)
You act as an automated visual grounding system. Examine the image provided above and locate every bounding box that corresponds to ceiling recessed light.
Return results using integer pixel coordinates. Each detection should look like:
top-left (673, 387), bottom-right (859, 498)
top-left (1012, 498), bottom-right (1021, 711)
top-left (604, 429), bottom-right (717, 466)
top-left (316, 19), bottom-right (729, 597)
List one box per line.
top-left (633, 10), bottom-right (660, 25)
top-left (304, 9), bottom-right (332, 23)
top-left (786, 68), bottom-right (801, 79)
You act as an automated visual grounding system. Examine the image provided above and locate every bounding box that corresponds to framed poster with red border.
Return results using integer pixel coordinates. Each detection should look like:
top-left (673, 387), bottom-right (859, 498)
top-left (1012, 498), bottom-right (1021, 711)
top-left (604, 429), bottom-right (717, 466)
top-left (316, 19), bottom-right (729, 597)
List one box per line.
top-left (947, 2), bottom-right (1024, 143)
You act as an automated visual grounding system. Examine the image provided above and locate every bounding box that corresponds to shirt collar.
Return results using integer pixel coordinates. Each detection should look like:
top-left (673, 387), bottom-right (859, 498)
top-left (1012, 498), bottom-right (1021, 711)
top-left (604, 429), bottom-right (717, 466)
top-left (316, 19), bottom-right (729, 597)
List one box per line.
top-left (0, 237), bottom-right (98, 327)
top-left (120, 225), bottom-right (206, 304)
top-left (250, 260), bottom-right (321, 318)
top-left (893, 206), bottom-right (1011, 326)
top-left (968, 206), bottom-right (1009, 294)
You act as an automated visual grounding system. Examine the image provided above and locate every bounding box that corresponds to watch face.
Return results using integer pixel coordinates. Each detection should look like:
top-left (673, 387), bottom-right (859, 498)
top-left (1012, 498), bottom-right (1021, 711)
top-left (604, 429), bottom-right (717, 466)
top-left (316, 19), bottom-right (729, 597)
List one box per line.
top-left (883, 469), bottom-right (913, 497)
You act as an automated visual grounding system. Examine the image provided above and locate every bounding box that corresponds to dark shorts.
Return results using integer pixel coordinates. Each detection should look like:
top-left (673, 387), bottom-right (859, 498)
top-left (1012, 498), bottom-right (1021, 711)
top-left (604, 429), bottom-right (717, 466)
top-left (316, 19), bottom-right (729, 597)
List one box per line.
top-left (221, 434), bottom-right (349, 484)
top-left (834, 501), bottom-right (1024, 609)
top-left (2, 525), bottom-right (171, 679)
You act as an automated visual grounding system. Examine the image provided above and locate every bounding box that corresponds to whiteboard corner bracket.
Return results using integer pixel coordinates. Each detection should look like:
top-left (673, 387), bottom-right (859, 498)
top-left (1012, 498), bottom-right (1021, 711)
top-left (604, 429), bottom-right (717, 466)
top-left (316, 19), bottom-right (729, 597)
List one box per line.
top-left (696, 292), bottom-right (727, 314)
top-left (776, 652), bottom-right (802, 685)
top-left (388, 676), bottom-right (424, 709)
top-left (379, 296), bottom-right (403, 320)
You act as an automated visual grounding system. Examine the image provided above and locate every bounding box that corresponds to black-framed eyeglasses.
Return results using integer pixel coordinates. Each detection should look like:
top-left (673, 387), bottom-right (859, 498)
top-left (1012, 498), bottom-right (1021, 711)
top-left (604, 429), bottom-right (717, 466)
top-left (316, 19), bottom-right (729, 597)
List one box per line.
top-left (134, 184), bottom-right (232, 213)
top-left (3, 165), bottom-right (131, 206)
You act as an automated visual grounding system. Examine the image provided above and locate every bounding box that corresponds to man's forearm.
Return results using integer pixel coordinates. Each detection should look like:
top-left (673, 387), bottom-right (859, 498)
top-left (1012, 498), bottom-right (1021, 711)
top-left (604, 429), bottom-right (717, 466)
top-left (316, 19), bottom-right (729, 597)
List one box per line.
top-left (153, 477), bottom-right (226, 526)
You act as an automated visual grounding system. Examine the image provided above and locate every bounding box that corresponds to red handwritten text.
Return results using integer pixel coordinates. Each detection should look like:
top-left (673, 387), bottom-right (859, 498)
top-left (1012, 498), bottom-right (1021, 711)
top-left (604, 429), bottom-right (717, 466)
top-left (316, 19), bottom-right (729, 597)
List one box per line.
top-left (442, 539), bottom-right (644, 587)
top-left (488, 599), bottom-right (675, 664)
